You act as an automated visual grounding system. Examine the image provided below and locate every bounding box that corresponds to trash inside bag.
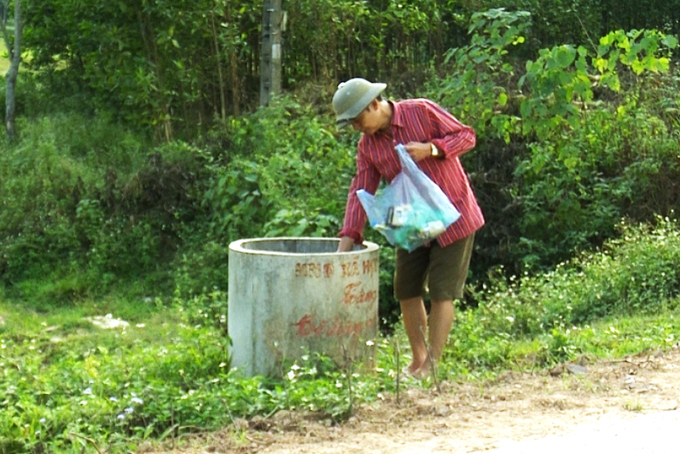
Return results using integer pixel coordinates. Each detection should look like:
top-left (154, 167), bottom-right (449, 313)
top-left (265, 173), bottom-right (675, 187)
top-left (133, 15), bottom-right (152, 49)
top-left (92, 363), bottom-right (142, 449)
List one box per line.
top-left (357, 144), bottom-right (460, 252)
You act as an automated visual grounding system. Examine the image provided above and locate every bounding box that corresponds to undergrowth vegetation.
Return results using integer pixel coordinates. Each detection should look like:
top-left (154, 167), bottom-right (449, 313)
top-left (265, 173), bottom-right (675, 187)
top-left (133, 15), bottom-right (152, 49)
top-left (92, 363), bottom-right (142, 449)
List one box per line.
top-left (2, 219), bottom-right (680, 452)
top-left (2, 5), bottom-right (680, 453)
top-left (2, 11), bottom-right (680, 313)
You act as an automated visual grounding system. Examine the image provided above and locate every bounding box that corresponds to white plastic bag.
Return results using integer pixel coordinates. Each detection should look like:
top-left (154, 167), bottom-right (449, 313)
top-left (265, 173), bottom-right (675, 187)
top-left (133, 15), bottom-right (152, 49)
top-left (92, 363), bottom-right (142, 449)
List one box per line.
top-left (356, 144), bottom-right (460, 251)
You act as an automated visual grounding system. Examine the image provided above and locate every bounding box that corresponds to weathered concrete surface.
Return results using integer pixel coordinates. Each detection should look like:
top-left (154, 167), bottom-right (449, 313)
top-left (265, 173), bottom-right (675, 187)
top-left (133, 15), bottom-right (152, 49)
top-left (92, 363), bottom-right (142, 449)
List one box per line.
top-left (228, 237), bottom-right (380, 377)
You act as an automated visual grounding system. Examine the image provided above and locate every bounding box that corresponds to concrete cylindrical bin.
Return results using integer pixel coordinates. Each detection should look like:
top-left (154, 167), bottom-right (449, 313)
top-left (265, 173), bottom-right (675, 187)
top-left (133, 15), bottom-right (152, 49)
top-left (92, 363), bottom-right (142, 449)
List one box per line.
top-left (228, 237), bottom-right (379, 377)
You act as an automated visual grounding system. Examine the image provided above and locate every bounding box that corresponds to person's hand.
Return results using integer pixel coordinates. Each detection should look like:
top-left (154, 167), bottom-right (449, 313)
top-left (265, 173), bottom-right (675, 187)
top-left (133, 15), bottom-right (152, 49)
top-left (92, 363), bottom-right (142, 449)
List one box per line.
top-left (337, 236), bottom-right (355, 252)
top-left (404, 141), bottom-right (433, 162)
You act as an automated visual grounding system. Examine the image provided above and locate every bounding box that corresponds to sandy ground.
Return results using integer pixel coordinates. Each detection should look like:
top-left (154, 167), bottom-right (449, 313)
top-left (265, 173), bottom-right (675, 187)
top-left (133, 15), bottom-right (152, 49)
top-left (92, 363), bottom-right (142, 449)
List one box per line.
top-left (142, 345), bottom-right (680, 454)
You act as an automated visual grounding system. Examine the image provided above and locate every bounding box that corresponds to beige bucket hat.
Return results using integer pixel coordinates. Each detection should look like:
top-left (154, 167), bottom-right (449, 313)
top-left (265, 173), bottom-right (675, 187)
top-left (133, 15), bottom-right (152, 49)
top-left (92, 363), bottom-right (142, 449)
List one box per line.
top-left (332, 78), bottom-right (386, 128)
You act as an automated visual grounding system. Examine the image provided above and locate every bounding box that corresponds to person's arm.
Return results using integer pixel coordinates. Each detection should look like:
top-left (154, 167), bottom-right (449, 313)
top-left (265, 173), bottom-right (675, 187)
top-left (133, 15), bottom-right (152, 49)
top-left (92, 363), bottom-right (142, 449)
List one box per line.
top-left (402, 100), bottom-right (475, 163)
top-left (336, 236), bottom-right (356, 252)
top-left (402, 141), bottom-right (437, 162)
top-left (425, 100), bottom-right (476, 160)
top-left (337, 144), bottom-right (381, 250)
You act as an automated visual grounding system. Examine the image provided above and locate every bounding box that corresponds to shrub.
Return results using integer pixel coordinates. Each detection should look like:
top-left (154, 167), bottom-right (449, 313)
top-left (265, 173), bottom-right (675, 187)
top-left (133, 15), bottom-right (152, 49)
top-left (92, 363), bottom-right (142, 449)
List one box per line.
top-left (0, 115), bottom-right (206, 302)
top-left (446, 217), bottom-right (680, 371)
top-left (202, 96), bottom-right (354, 242)
top-left (427, 14), bottom-right (680, 277)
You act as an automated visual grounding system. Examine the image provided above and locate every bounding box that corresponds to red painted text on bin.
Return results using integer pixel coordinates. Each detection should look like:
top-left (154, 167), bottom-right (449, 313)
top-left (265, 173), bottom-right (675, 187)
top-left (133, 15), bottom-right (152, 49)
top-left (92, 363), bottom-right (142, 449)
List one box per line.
top-left (342, 282), bottom-right (377, 306)
top-left (293, 314), bottom-right (376, 338)
top-left (294, 258), bottom-right (378, 279)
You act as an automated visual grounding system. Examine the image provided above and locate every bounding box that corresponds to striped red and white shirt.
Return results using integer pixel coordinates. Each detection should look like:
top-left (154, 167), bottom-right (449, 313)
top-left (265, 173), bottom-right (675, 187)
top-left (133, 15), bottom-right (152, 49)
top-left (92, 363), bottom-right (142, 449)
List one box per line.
top-left (339, 98), bottom-right (485, 247)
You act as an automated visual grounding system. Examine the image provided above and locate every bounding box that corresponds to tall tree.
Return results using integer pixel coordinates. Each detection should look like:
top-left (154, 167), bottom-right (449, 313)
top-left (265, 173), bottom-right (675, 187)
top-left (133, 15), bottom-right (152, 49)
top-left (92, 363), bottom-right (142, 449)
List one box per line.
top-left (260, 0), bottom-right (282, 106)
top-left (1, 0), bottom-right (21, 141)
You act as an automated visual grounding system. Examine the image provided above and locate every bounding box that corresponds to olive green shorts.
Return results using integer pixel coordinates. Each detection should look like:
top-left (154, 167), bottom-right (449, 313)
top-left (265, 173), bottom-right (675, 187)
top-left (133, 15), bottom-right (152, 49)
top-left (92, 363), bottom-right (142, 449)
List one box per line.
top-left (393, 234), bottom-right (475, 301)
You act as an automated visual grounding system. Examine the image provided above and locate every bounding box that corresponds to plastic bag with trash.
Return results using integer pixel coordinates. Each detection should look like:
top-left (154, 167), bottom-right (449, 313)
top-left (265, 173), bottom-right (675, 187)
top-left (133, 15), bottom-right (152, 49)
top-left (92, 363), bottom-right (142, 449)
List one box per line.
top-left (356, 144), bottom-right (460, 252)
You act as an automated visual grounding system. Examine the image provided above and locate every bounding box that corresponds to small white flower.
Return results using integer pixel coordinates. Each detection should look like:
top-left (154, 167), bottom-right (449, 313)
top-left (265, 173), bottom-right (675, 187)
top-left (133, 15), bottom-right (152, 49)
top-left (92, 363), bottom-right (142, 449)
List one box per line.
top-left (110, 397), bottom-right (118, 402)
top-left (83, 387), bottom-right (93, 395)
top-left (125, 406), bottom-right (134, 414)
top-left (131, 397), bottom-right (143, 405)
top-left (117, 414), bottom-right (125, 420)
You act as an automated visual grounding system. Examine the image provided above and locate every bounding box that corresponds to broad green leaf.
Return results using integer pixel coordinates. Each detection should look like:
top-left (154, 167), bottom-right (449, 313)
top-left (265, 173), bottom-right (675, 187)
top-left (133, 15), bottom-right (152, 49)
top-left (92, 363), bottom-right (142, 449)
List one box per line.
top-left (519, 99), bottom-right (532, 118)
top-left (600, 73), bottom-right (621, 92)
top-left (563, 157), bottom-right (579, 170)
top-left (594, 57), bottom-right (608, 73)
top-left (599, 34), bottom-right (613, 46)
top-left (631, 60), bottom-right (645, 75)
top-left (662, 35), bottom-right (679, 48)
top-left (555, 46), bottom-right (576, 69)
top-left (497, 92), bottom-right (508, 107)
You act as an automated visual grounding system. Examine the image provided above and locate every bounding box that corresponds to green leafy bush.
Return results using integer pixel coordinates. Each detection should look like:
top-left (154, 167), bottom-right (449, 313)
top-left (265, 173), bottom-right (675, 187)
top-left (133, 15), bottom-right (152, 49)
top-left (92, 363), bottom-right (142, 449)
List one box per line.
top-left (446, 217), bottom-right (680, 371)
top-left (0, 115), bottom-right (206, 303)
top-left (426, 11), bottom-right (680, 276)
top-left (202, 96), bottom-right (354, 241)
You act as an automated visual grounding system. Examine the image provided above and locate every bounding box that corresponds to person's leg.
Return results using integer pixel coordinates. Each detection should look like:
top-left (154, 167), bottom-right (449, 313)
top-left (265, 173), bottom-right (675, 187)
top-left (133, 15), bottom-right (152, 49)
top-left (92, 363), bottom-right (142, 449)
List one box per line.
top-left (413, 298), bottom-right (454, 376)
top-left (399, 296), bottom-right (429, 373)
top-left (394, 247), bottom-right (430, 374)
top-left (416, 234), bottom-right (475, 377)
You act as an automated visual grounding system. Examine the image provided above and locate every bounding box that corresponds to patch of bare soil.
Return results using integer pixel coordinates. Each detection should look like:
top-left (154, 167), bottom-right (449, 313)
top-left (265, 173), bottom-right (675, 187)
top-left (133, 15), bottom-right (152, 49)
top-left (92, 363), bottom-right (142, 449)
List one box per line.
top-left (142, 346), bottom-right (680, 454)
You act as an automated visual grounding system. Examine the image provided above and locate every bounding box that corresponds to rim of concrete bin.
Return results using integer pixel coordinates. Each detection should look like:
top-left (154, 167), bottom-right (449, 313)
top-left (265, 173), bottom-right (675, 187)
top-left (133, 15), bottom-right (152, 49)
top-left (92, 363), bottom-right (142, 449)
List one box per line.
top-left (228, 237), bottom-right (379, 255)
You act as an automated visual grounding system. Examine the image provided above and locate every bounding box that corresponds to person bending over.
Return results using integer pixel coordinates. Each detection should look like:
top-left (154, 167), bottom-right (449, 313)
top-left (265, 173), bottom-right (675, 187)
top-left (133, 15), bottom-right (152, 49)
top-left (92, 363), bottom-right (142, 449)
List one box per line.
top-left (333, 78), bottom-right (485, 378)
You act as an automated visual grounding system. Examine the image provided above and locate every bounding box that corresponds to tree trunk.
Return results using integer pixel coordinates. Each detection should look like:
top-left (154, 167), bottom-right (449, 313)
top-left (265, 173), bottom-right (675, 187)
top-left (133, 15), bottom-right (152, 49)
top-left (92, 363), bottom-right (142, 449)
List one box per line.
top-left (260, 0), bottom-right (282, 106)
top-left (210, 13), bottom-right (227, 121)
top-left (225, 3), bottom-right (240, 117)
top-left (2, 0), bottom-right (21, 142)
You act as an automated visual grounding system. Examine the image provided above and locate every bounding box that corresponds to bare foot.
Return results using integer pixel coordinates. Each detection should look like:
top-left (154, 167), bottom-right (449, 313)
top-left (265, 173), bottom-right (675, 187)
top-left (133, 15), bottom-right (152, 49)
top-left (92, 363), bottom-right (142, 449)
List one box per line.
top-left (405, 354), bottom-right (428, 376)
top-left (402, 361), bottom-right (431, 379)
top-left (404, 364), bottom-right (420, 376)
top-left (412, 361), bottom-right (431, 379)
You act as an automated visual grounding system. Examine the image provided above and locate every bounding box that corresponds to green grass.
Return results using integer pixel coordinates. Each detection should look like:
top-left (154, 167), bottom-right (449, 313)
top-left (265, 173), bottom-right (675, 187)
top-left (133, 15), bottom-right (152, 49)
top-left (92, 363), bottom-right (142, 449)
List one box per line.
top-left (1, 297), bottom-right (679, 453)
top-left (2, 219), bottom-right (680, 453)
top-left (0, 299), bottom-right (232, 453)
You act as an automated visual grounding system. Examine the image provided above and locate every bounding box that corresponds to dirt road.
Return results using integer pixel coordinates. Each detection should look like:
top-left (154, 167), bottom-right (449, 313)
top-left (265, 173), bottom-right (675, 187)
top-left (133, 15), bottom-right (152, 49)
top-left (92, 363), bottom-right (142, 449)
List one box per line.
top-left (144, 346), bottom-right (680, 454)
